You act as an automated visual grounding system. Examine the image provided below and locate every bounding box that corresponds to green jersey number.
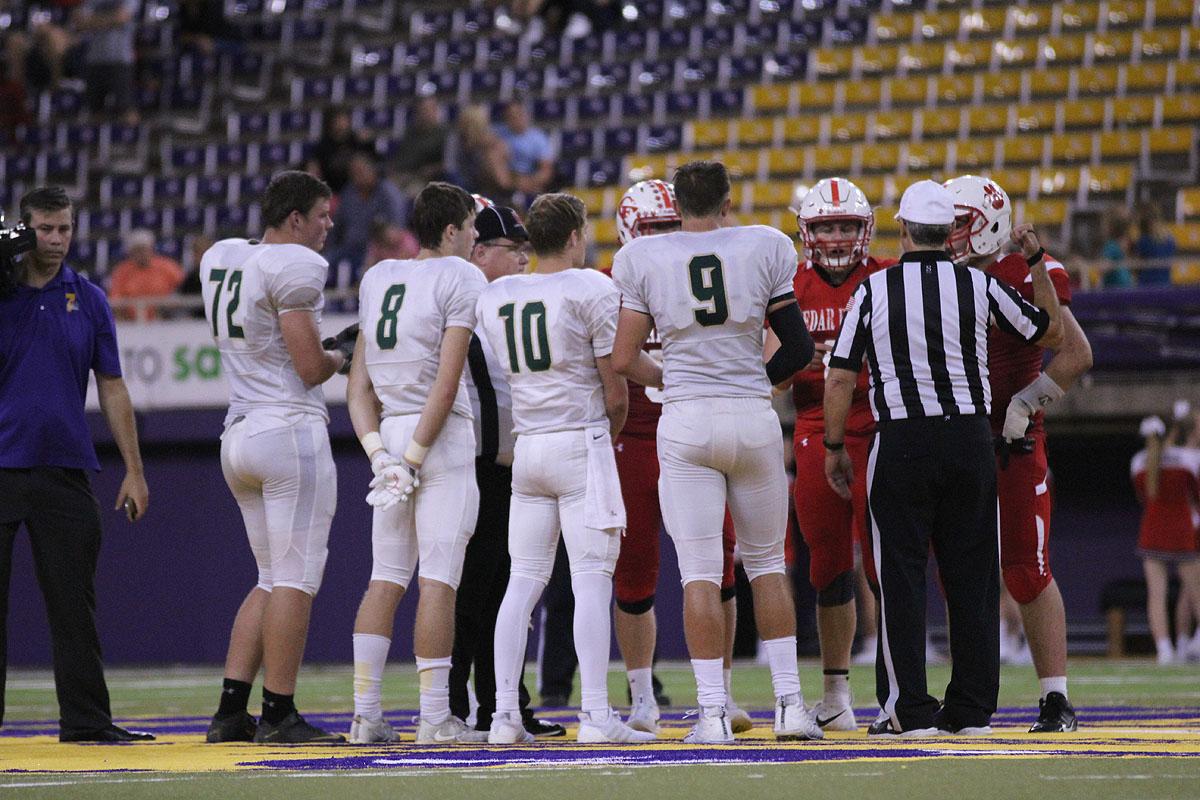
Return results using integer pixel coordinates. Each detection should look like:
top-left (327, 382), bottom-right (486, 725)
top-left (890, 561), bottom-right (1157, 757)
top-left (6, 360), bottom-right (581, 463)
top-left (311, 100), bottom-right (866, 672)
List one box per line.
top-left (688, 254), bottom-right (729, 327)
top-left (498, 301), bottom-right (552, 373)
top-left (208, 269), bottom-right (245, 339)
top-left (375, 284), bottom-right (407, 350)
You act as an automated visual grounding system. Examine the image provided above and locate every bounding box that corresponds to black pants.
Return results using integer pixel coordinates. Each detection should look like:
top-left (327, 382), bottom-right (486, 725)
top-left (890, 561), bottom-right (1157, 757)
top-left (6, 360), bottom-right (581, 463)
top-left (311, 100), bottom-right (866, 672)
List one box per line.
top-left (867, 415), bottom-right (1000, 731)
top-left (538, 541), bottom-right (577, 699)
top-left (0, 468), bottom-right (113, 734)
top-left (449, 459), bottom-right (531, 729)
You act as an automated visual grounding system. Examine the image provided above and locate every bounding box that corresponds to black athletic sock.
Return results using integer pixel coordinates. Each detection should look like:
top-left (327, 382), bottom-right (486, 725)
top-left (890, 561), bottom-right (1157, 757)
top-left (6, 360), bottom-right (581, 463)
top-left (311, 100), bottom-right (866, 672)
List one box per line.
top-left (216, 678), bottom-right (252, 718)
top-left (262, 689), bottom-right (297, 726)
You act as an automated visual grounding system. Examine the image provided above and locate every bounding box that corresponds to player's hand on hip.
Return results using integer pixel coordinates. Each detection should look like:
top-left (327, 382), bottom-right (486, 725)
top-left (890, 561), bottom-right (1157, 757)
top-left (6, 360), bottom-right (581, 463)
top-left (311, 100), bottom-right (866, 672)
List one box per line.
top-left (366, 462), bottom-right (421, 510)
top-left (115, 471), bottom-right (149, 521)
top-left (1002, 395), bottom-right (1035, 442)
top-left (824, 450), bottom-right (853, 501)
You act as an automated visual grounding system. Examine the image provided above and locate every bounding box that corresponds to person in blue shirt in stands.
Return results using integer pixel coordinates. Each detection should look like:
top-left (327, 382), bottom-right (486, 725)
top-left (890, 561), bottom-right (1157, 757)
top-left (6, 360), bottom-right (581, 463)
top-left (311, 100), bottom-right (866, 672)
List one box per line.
top-left (495, 100), bottom-right (556, 197)
top-left (0, 186), bottom-right (153, 743)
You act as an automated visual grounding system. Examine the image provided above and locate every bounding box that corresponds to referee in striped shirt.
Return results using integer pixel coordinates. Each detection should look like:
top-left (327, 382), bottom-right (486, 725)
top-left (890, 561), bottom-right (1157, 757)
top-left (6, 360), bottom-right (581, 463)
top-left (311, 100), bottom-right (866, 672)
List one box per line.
top-left (823, 180), bottom-right (1064, 736)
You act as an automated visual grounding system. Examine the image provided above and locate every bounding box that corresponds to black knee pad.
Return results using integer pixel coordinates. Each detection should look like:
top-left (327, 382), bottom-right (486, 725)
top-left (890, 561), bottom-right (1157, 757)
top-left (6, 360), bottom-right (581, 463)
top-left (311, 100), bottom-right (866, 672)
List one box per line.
top-left (616, 595), bottom-right (655, 615)
top-left (817, 570), bottom-right (855, 607)
top-left (720, 585), bottom-right (737, 603)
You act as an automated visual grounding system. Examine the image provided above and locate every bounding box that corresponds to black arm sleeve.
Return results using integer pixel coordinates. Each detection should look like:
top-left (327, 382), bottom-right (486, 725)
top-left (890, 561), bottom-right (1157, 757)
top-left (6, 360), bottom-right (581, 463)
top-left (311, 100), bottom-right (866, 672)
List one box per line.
top-left (765, 301), bottom-right (815, 385)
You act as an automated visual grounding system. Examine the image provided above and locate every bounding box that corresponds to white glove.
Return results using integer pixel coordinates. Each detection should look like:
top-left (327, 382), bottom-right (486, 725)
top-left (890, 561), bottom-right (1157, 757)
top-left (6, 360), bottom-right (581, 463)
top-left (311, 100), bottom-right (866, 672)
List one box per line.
top-left (366, 462), bottom-right (420, 510)
top-left (1140, 416), bottom-right (1166, 439)
top-left (370, 449), bottom-right (400, 477)
top-left (1003, 373), bottom-right (1065, 441)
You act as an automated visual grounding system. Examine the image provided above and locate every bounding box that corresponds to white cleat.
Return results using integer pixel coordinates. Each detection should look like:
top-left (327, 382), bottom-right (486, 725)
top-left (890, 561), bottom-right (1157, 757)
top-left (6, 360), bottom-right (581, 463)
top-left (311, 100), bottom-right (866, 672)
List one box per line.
top-left (683, 706), bottom-right (734, 744)
top-left (810, 697), bottom-right (857, 732)
top-left (415, 715), bottom-right (475, 744)
top-left (457, 728), bottom-right (490, 743)
top-left (774, 694), bottom-right (824, 741)
top-left (487, 711), bottom-right (535, 744)
top-left (577, 708), bottom-right (657, 743)
top-left (348, 715), bottom-right (398, 744)
top-left (725, 699), bottom-right (754, 733)
top-left (626, 697), bottom-right (661, 735)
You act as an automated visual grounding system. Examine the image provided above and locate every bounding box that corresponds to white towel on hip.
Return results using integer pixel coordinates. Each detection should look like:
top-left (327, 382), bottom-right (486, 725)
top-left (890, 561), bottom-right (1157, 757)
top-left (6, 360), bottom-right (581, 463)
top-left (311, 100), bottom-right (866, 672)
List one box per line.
top-left (584, 427), bottom-right (626, 532)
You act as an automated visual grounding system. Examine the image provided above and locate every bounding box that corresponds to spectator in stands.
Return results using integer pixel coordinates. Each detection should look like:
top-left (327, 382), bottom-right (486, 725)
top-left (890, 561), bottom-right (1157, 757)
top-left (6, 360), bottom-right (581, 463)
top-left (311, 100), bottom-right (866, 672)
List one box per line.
top-left (393, 95), bottom-right (450, 192)
top-left (494, 100), bottom-right (555, 197)
top-left (107, 229), bottom-right (185, 321)
top-left (177, 0), bottom-right (233, 55)
top-left (1100, 207), bottom-right (1135, 289)
top-left (307, 108), bottom-right (375, 194)
top-left (1134, 204), bottom-right (1176, 287)
top-left (73, 0), bottom-right (139, 124)
top-left (326, 153), bottom-right (409, 276)
top-left (446, 104), bottom-right (514, 204)
top-left (363, 220), bottom-right (419, 273)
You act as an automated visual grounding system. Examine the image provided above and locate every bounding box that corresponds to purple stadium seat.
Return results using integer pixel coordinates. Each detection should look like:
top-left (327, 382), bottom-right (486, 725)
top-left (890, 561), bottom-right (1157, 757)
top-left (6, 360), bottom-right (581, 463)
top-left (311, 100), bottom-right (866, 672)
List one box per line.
top-left (469, 69), bottom-right (502, 96)
top-left (341, 74), bottom-right (376, 103)
top-left (412, 9), bottom-right (452, 38)
top-left (458, 6), bottom-right (495, 34)
top-left (584, 157), bottom-right (622, 187)
top-left (291, 76), bottom-right (333, 105)
top-left (127, 207), bottom-right (163, 232)
top-left (238, 173), bottom-right (271, 201)
top-left (215, 144), bottom-right (250, 173)
top-left (577, 95), bottom-right (613, 122)
top-left (730, 54), bottom-right (764, 82)
top-left (596, 62), bottom-right (631, 91)
top-left (3, 154), bottom-right (36, 182)
top-left (19, 125), bottom-right (55, 149)
top-left (646, 123), bottom-right (683, 152)
top-left (708, 88), bottom-right (745, 115)
top-left (701, 25), bottom-right (734, 53)
top-left (666, 89), bottom-right (700, 116)
top-left (603, 126), bottom-right (639, 157)
top-left (559, 129), bottom-right (595, 159)
top-left (533, 97), bottom-right (568, 124)
top-left (486, 36), bottom-right (519, 64)
top-left (621, 92), bottom-right (654, 120)
top-left (164, 205), bottom-right (206, 233)
top-left (158, 237), bottom-right (184, 262)
top-left (831, 15), bottom-right (868, 44)
top-left (446, 39), bottom-right (477, 67)
top-left (277, 109), bottom-right (318, 138)
top-left (786, 19), bottom-right (823, 47)
top-left (359, 107), bottom-right (399, 134)
top-left (153, 177), bottom-right (188, 205)
top-left (384, 74), bottom-right (417, 99)
top-left (230, 111), bottom-right (269, 142)
top-left (50, 88), bottom-right (83, 117)
top-left (428, 70), bottom-right (459, 97)
top-left (351, 44), bottom-right (394, 71)
top-left (215, 205), bottom-right (251, 235)
top-left (682, 57), bottom-right (719, 85)
top-left (743, 22), bottom-right (779, 52)
top-left (68, 240), bottom-right (97, 271)
top-left (102, 175), bottom-right (144, 205)
top-left (257, 141), bottom-right (295, 171)
top-left (638, 60), bottom-right (676, 87)
top-left (513, 68), bottom-right (545, 94)
top-left (612, 29), bottom-right (647, 57)
top-left (766, 51), bottom-right (807, 79)
top-left (195, 175), bottom-right (233, 204)
top-left (572, 34), bottom-right (604, 61)
top-left (548, 64), bottom-right (587, 93)
top-left (657, 27), bottom-right (690, 56)
top-left (401, 41), bottom-right (436, 69)
top-left (529, 36), bottom-right (560, 65)
top-left (65, 123), bottom-right (101, 149)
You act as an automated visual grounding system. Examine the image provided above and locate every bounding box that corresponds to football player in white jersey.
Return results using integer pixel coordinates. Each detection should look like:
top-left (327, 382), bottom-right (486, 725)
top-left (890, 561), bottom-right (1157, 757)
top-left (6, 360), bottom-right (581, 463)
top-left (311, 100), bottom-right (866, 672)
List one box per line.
top-left (612, 161), bottom-right (822, 743)
top-left (203, 171), bottom-right (349, 744)
top-left (345, 182), bottom-right (486, 744)
top-left (477, 194), bottom-right (653, 745)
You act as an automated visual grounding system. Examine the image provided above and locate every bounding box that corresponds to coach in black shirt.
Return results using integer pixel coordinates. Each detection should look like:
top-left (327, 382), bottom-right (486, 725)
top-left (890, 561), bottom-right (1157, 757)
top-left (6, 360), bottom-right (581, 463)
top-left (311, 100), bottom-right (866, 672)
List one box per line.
top-left (823, 180), bottom-right (1064, 736)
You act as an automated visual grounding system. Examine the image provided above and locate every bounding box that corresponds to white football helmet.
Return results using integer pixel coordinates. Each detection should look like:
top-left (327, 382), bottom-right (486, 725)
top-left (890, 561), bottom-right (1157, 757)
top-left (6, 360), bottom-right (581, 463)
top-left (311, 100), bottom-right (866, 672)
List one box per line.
top-left (943, 175), bottom-right (1012, 263)
top-left (796, 177), bottom-right (874, 270)
top-left (787, 182), bottom-right (812, 217)
top-left (616, 180), bottom-right (681, 245)
top-left (472, 193), bottom-right (495, 214)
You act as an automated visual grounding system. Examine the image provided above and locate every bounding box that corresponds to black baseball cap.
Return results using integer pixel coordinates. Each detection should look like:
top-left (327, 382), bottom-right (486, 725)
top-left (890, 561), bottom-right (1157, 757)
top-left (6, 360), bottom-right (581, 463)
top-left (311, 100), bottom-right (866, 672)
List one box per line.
top-left (475, 206), bottom-right (528, 243)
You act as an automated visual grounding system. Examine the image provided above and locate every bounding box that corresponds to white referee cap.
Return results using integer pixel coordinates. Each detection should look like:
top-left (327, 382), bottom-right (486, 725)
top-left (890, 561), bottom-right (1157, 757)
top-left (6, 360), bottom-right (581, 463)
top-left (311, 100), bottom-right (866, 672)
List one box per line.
top-left (896, 180), bottom-right (955, 226)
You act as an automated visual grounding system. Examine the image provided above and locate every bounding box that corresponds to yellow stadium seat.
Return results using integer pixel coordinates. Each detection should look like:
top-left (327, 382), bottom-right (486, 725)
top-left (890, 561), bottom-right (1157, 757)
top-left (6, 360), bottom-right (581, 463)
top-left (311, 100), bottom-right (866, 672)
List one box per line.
top-left (1110, 95), bottom-right (1156, 127)
top-left (1172, 259), bottom-right (1200, 284)
top-left (735, 118), bottom-right (775, 147)
top-left (1104, 0), bottom-right (1144, 29)
top-left (1076, 63), bottom-right (1119, 96)
top-left (748, 180), bottom-right (796, 210)
top-left (1058, 3), bottom-right (1099, 31)
top-left (1040, 33), bottom-right (1087, 66)
top-left (1148, 126), bottom-right (1196, 155)
top-left (1048, 132), bottom-right (1094, 165)
top-left (1169, 223), bottom-right (1200, 253)
top-left (738, 210), bottom-right (782, 228)
top-left (573, 187), bottom-right (611, 216)
top-left (1032, 168), bottom-right (1077, 198)
top-left (1177, 61), bottom-right (1200, 90)
top-left (901, 41), bottom-right (947, 73)
top-left (1138, 29), bottom-right (1182, 59)
top-left (966, 105), bottom-right (1009, 136)
top-left (993, 38), bottom-right (1039, 68)
top-left (1009, 6), bottom-right (1052, 37)
top-left (918, 10), bottom-right (960, 41)
top-left (767, 147), bottom-right (806, 177)
top-left (752, 83), bottom-right (793, 113)
top-left (593, 217), bottom-right (620, 246)
top-left (961, 8), bottom-right (1008, 39)
top-left (1002, 134), bottom-right (1046, 167)
top-left (1152, 0), bottom-right (1198, 25)
top-left (811, 144), bottom-right (856, 174)
top-left (874, 210), bottom-right (902, 236)
top-left (872, 13), bottom-right (917, 44)
top-left (593, 247), bottom-right (616, 271)
top-left (715, 150), bottom-right (760, 178)
top-left (625, 153), bottom-right (670, 182)
top-left (871, 235), bottom-right (902, 259)
top-left (857, 47), bottom-right (901, 78)
top-left (921, 108), bottom-right (963, 139)
top-left (782, 115), bottom-right (822, 145)
top-left (871, 109), bottom-right (915, 140)
top-left (933, 74), bottom-right (975, 105)
top-left (1061, 98), bottom-right (1105, 130)
top-left (854, 175), bottom-right (888, 205)
top-left (691, 120), bottom-right (730, 149)
top-left (954, 139), bottom-right (997, 171)
top-left (1018, 198), bottom-right (1069, 226)
top-left (861, 141), bottom-right (903, 173)
top-left (1086, 164), bottom-right (1134, 194)
top-left (945, 41), bottom-right (992, 71)
top-left (796, 82), bottom-right (837, 112)
top-left (1178, 187), bottom-right (1200, 220)
top-left (1098, 130), bottom-right (1143, 161)
top-left (1029, 67), bottom-right (1071, 100)
top-left (1187, 26), bottom-right (1200, 58)
top-left (845, 76), bottom-right (885, 107)
top-left (812, 47), bottom-right (854, 78)
top-left (1014, 102), bottom-right (1058, 134)
top-left (1160, 97), bottom-right (1200, 126)
top-left (1124, 62), bottom-right (1170, 93)
top-left (1092, 30), bottom-right (1136, 62)
top-left (980, 71), bottom-right (1023, 103)
top-left (887, 76), bottom-right (929, 107)
top-left (906, 140), bottom-right (950, 171)
top-left (831, 112), bottom-right (869, 142)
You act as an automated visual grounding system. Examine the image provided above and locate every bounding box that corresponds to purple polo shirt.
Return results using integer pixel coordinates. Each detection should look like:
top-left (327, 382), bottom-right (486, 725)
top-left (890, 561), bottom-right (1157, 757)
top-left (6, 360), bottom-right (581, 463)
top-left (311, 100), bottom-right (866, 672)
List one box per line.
top-left (0, 265), bottom-right (122, 471)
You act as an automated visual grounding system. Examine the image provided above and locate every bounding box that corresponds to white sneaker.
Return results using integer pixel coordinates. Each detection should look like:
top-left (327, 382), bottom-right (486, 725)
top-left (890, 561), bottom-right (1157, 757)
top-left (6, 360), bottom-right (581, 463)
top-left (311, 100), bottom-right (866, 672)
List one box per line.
top-left (683, 706), bottom-right (734, 744)
top-left (626, 697), bottom-right (660, 735)
top-left (726, 699), bottom-right (754, 733)
top-left (577, 708), bottom-right (657, 743)
top-left (774, 694), bottom-right (824, 740)
top-left (810, 696), bottom-right (857, 732)
top-left (1157, 645), bottom-right (1176, 666)
top-left (415, 715), bottom-right (474, 744)
top-left (487, 711), bottom-right (534, 744)
top-left (348, 715), bottom-right (398, 743)
top-left (457, 728), bottom-right (490, 743)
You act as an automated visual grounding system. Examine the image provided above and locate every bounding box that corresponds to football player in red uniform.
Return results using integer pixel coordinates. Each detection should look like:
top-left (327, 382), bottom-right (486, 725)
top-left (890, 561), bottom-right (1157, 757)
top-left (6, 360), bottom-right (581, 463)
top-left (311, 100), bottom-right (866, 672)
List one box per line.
top-left (770, 177), bottom-right (893, 731)
top-left (944, 175), bottom-right (1093, 732)
top-left (606, 180), bottom-right (750, 735)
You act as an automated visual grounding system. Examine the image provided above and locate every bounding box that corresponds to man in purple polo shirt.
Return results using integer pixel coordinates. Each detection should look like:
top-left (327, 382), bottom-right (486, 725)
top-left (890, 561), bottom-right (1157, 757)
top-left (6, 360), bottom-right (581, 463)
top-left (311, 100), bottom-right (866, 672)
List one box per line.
top-left (0, 186), bottom-right (153, 742)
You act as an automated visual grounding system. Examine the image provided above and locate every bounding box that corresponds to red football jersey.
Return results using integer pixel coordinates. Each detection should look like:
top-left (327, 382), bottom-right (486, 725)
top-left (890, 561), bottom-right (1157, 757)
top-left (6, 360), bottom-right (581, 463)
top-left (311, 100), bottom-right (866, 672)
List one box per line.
top-left (791, 256), bottom-right (894, 437)
top-left (1131, 447), bottom-right (1200, 553)
top-left (985, 252), bottom-right (1071, 435)
top-left (603, 266), bottom-right (662, 439)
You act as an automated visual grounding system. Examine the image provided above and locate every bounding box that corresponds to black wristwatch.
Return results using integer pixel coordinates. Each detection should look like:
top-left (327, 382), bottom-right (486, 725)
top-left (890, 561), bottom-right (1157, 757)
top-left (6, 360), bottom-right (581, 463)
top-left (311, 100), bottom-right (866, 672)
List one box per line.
top-left (1025, 247), bottom-right (1046, 267)
top-left (823, 438), bottom-right (845, 451)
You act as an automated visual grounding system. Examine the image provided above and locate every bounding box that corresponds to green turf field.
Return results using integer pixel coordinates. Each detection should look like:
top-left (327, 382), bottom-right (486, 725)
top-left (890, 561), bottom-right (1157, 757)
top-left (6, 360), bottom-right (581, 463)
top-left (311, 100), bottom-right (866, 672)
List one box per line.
top-left (1, 659), bottom-right (1198, 800)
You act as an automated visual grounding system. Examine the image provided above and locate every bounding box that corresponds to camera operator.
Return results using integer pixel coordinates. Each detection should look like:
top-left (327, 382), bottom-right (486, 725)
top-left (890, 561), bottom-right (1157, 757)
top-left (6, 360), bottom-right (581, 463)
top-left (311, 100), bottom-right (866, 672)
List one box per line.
top-left (0, 186), bottom-right (153, 742)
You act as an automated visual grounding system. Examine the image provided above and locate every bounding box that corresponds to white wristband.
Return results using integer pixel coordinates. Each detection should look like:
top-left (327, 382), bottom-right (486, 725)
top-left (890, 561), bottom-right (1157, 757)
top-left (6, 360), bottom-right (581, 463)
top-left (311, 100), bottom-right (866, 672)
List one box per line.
top-left (1014, 372), bottom-right (1065, 411)
top-left (404, 440), bottom-right (429, 467)
top-left (360, 431), bottom-right (385, 460)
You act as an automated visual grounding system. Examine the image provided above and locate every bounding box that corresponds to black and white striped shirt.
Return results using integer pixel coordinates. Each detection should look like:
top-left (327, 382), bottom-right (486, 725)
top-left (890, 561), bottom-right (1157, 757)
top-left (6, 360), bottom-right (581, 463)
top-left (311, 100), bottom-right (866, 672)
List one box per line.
top-left (828, 251), bottom-right (1050, 422)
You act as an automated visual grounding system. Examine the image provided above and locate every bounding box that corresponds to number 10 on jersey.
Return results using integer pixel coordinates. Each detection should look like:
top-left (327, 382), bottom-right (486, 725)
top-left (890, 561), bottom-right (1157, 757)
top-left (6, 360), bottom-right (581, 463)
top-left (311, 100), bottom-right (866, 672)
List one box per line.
top-left (499, 301), bottom-right (552, 373)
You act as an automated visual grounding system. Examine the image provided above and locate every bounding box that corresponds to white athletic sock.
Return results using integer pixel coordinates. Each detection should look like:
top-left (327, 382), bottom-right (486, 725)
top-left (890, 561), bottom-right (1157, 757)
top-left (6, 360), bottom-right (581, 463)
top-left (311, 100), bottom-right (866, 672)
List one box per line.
top-left (691, 658), bottom-right (726, 709)
top-left (858, 634), bottom-right (877, 656)
top-left (628, 667), bottom-right (654, 707)
top-left (723, 668), bottom-right (735, 705)
top-left (823, 670), bottom-right (851, 705)
top-left (1039, 676), bottom-right (1067, 700)
top-left (352, 633), bottom-right (391, 720)
top-left (763, 636), bottom-right (802, 700)
top-left (573, 572), bottom-right (613, 714)
top-left (416, 656), bottom-right (452, 725)
top-left (1156, 638), bottom-right (1175, 664)
top-left (494, 575), bottom-right (544, 714)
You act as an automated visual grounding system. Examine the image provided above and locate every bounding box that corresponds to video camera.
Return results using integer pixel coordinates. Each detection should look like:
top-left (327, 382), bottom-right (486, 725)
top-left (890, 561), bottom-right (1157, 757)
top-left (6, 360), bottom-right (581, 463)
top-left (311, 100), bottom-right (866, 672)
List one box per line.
top-left (0, 213), bottom-right (37, 298)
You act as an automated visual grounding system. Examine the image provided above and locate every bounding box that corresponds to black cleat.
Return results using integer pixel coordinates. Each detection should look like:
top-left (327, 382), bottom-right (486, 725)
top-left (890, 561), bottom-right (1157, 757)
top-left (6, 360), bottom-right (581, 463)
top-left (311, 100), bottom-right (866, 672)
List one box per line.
top-left (253, 712), bottom-right (345, 744)
top-left (523, 715), bottom-right (566, 738)
top-left (60, 724), bottom-right (156, 743)
top-left (1029, 692), bottom-right (1077, 733)
top-left (866, 716), bottom-right (937, 738)
top-left (206, 710), bottom-right (257, 743)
